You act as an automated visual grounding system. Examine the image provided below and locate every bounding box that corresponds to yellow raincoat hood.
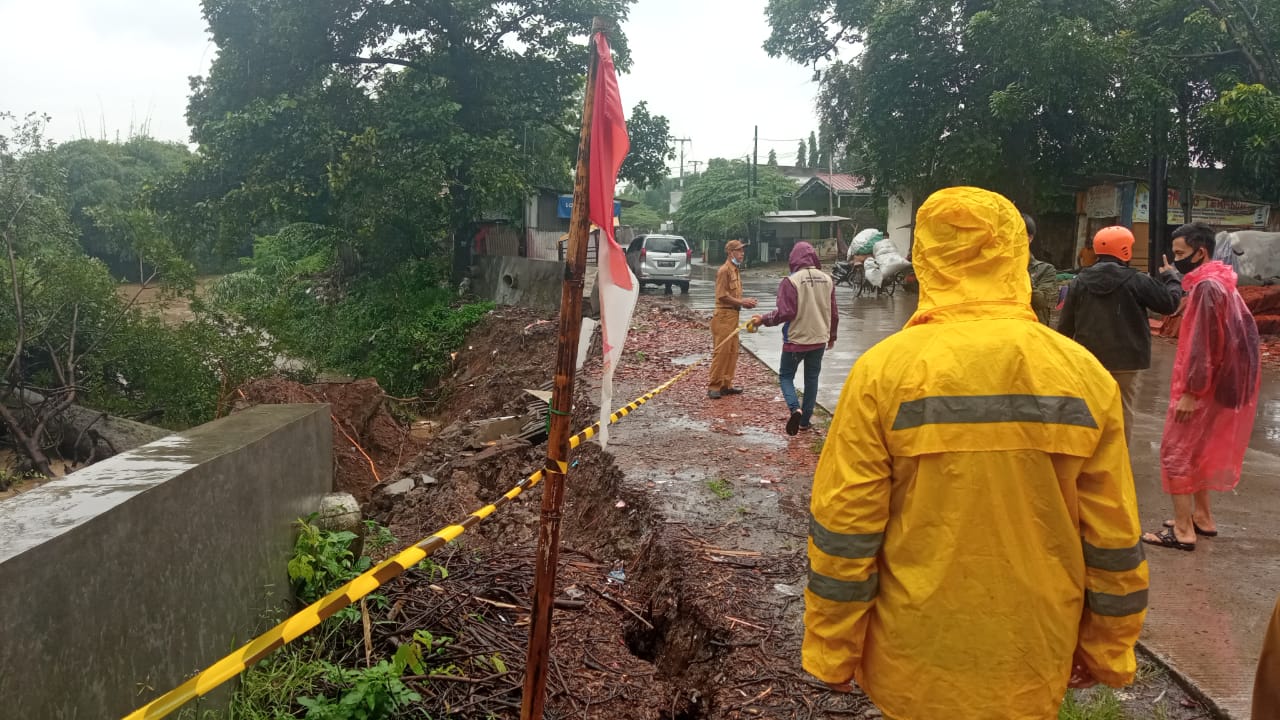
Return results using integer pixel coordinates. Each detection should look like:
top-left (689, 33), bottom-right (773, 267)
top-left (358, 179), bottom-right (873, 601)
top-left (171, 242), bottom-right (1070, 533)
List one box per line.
top-left (804, 187), bottom-right (1147, 719)
top-left (909, 186), bottom-right (1034, 325)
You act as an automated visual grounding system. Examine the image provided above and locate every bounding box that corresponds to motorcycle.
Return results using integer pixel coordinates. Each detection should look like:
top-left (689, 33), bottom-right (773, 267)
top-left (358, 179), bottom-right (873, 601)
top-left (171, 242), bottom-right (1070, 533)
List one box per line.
top-left (831, 260), bottom-right (855, 287)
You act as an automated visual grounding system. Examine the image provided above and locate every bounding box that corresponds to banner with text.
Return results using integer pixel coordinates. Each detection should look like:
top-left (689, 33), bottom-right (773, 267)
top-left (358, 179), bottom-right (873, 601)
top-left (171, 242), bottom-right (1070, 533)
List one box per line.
top-left (1134, 184), bottom-right (1270, 228)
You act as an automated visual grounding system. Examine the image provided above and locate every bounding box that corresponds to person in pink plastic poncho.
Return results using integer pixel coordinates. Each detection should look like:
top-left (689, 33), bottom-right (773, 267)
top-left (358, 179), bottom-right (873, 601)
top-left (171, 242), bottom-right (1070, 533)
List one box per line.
top-left (1142, 222), bottom-right (1261, 552)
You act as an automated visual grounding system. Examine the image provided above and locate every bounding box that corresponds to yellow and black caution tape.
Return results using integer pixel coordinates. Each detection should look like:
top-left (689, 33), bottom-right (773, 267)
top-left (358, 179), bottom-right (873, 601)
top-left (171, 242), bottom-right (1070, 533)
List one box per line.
top-left (123, 347), bottom-right (722, 720)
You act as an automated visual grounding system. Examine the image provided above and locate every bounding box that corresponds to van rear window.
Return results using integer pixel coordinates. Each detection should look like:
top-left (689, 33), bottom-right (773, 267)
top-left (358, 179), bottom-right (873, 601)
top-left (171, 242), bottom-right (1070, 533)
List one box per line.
top-left (645, 237), bottom-right (687, 253)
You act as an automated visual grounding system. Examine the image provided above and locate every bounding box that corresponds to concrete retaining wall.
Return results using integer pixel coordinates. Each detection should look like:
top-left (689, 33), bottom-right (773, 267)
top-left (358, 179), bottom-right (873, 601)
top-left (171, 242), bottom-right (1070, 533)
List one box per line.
top-left (0, 404), bottom-right (332, 719)
top-left (473, 255), bottom-right (569, 312)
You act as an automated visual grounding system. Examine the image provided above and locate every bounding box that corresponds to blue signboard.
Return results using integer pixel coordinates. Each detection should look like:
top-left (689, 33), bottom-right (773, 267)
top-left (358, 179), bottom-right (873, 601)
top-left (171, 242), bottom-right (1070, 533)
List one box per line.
top-left (558, 195), bottom-right (621, 220)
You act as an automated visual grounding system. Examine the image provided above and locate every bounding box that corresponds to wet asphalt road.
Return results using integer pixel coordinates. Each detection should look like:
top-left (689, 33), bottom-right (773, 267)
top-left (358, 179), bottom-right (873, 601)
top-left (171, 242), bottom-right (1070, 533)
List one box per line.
top-left (667, 265), bottom-right (1279, 717)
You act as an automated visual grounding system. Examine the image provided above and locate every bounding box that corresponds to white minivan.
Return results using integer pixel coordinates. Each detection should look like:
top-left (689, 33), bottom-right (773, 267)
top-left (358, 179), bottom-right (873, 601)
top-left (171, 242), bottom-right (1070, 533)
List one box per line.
top-left (625, 234), bottom-right (692, 294)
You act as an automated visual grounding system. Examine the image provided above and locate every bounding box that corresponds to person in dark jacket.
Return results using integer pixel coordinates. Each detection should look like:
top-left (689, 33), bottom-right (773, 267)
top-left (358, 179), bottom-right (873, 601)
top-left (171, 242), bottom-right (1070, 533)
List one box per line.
top-left (1058, 225), bottom-right (1182, 444)
top-left (1023, 214), bottom-right (1060, 325)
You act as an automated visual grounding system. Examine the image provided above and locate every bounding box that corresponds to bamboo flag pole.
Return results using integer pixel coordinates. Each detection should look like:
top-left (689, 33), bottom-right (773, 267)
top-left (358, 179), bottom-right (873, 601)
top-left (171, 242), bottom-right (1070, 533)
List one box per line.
top-left (519, 16), bottom-right (608, 720)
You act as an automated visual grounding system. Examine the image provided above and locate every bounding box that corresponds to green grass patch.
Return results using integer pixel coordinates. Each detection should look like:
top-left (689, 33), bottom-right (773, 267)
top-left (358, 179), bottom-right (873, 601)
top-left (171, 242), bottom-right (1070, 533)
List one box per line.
top-left (1059, 688), bottom-right (1126, 720)
top-left (707, 478), bottom-right (733, 500)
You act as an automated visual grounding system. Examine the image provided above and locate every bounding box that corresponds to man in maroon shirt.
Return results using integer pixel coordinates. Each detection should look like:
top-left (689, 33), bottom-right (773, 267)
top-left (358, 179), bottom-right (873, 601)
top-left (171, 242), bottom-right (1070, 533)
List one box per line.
top-left (752, 242), bottom-right (839, 435)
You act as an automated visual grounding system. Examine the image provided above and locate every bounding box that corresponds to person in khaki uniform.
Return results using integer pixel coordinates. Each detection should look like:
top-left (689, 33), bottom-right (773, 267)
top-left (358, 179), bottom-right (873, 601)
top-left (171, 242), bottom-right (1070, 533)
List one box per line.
top-left (708, 239), bottom-right (757, 399)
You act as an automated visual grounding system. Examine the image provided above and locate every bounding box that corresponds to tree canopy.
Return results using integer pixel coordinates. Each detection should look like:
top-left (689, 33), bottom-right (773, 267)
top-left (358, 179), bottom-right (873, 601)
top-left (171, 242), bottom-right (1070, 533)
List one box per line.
top-left (155, 0), bottom-right (672, 279)
top-left (1, 113), bottom-right (273, 475)
top-left (675, 159), bottom-right (796, 240)
top-left (620, 101), bottom-right (675, 189)
top-left (766, 0), bottom-right (1280, 205)
top-left (50, 137), bottom-right (198, 279)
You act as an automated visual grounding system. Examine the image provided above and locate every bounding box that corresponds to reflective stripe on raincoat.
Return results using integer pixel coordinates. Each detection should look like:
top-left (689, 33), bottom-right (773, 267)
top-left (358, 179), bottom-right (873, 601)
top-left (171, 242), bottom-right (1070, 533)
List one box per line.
top-left (1160, 260), bottom-right (1260, 494)
top-left (803, 187), bottom-right (1148, 720)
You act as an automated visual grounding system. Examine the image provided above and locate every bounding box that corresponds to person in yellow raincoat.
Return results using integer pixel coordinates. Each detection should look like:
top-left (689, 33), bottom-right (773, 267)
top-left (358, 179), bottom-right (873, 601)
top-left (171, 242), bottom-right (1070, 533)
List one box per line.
top-left (803, 187), bottom-right (1148, 719)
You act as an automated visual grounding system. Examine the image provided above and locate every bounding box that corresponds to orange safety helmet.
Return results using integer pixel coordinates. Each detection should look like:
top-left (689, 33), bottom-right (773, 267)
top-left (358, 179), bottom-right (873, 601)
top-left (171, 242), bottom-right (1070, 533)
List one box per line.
top-left (1093, 225), bottom-right (1135, 262)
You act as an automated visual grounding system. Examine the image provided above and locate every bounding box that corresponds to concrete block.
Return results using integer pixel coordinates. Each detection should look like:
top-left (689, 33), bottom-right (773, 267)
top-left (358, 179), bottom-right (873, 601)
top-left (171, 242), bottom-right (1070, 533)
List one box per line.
top-left (472, 256), bottom-right (567, 312)
top-left (0, 404), bottom-right (332, 719)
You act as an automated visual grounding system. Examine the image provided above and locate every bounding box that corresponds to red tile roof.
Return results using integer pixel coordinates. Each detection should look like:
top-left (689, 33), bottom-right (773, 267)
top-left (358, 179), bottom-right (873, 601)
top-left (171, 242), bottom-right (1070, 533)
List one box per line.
top-left (812, 172), bottom-right (869, 193)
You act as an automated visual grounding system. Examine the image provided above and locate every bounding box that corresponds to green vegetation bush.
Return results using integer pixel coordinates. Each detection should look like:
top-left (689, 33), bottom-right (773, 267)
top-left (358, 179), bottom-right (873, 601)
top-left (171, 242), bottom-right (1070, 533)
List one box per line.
top-left (212, 224), bottom-right (493, 397)
top-left (86, 309), bottom-right (276, 429)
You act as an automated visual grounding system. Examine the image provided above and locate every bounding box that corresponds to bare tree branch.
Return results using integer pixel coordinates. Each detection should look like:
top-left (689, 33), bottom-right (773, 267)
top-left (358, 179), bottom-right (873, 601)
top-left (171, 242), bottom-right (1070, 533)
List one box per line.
top-left (2, 193), bottom-right (33, 380)
top-left (335, 55), bottom-right (431, 72)
top-left (1198, 0), bottom-right (1280, 86)
top-left (1176, 49), bottom-right (1245, 59)
top-left (481, 9), bottom-right (540, 53)
top-left (0, 400), bottom-right (54, 477)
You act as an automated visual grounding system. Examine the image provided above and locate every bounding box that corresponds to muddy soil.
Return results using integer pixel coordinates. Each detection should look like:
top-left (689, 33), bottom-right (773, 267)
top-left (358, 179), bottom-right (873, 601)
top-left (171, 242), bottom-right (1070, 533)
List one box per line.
top-left (354, 298), bottom-right (872, 719)
top-left (234, 377), bottom-right (424, 503)
top-left (264, 296), bottom-right (1209, 720)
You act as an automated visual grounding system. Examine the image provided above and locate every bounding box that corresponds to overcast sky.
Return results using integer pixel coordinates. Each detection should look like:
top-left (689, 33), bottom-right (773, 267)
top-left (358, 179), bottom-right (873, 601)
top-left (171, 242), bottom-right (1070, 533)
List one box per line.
top-left (0, 0), bottom-right (820, 174)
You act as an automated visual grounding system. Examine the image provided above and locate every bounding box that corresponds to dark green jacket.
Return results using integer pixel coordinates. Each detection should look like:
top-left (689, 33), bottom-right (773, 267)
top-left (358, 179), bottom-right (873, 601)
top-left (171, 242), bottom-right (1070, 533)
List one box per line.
top-left (1029, 259), bottom-right (1059, 325)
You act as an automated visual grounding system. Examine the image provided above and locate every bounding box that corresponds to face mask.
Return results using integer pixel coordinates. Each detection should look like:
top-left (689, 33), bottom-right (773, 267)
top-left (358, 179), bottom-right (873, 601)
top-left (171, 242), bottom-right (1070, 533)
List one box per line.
top-left (730, 257), bottom-right (741, 267)
top-left (1174, 250), bottom-right (1203, 275)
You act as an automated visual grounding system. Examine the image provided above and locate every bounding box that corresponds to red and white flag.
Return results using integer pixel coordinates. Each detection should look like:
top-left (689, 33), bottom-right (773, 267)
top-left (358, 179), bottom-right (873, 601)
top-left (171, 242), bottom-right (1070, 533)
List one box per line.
top-left (589, 31), bottom-right (636, 449)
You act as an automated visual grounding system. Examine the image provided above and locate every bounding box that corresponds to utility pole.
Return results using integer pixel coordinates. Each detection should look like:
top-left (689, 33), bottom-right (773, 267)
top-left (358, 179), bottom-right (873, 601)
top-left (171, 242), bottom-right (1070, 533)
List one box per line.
top-left (752, 125), bottom-right (759, 199)
top-left (827, 153), bottom-right (834, 216)
top-left (1147, 108), bottom-right (1169, 277)
top-left (674, 137), bottom-right (692, 187)
top-left (1148, 152), bottom-right (1169, 276)
top-left (688, 160), bottom-right (702, 176)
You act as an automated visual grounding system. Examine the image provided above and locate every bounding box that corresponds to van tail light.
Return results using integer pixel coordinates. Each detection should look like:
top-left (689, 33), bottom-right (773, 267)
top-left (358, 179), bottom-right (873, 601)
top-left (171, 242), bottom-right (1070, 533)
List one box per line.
top-left (686, 249), bottom-right (693, 263)
top-left (640, 248), bottom-right (647, 261)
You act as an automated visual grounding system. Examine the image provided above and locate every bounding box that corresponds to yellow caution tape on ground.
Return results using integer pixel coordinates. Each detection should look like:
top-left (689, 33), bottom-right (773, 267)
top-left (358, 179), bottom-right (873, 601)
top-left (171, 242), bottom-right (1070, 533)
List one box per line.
top-left (123, 355), bottom-right (710, 720)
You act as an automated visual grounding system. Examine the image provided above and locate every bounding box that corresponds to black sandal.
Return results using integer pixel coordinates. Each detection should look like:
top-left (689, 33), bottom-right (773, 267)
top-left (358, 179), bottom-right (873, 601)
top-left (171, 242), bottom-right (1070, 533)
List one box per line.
top-left (1142, 527), bottom-right (1196, 552)
top-left (1162, 519), bottom-right (1218, 537)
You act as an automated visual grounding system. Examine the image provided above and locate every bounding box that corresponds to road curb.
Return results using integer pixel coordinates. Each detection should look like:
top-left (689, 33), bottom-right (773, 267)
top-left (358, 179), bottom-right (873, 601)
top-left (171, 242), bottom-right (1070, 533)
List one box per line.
top-left (1136, 641), bottom-right (1234, 719)
top-left (738, 342), bottom-right (836, 419)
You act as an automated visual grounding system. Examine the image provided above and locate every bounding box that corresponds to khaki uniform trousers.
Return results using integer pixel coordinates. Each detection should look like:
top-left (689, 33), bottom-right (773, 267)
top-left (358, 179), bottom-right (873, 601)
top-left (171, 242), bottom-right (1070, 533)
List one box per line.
top-left (709, 309), bottom-right (740, 391)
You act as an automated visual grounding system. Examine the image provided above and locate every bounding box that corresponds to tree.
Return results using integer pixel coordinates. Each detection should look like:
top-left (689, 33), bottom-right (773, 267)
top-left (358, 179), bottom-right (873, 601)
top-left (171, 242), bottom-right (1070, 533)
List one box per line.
top-left (160, 0), bottom-right (647, 280)
top-left (621, 203), bottom-right (663, 232)
top-left (675, 159), bottom-right (796, 241)
top-left (620, 175), bottom-right (681, 221)
top-left (768, 149), bottom-right (778, 166)
top-left (807, 131), bottom-right (819, 169)
top-left (51, 138), bottom-right (196, 279)
top-left (619, 101), bottom-right (675, 190)
top-left (0, 114), bottom-right (273, 477)
top-left (795, 140), bottom-right (807, 168)
top-left (765, 0), bottom-right (1280, 205)
top-left (768, 0), bottom-right (1147, 206)
top-left (1202, 84), bottom-right (1280, 199)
